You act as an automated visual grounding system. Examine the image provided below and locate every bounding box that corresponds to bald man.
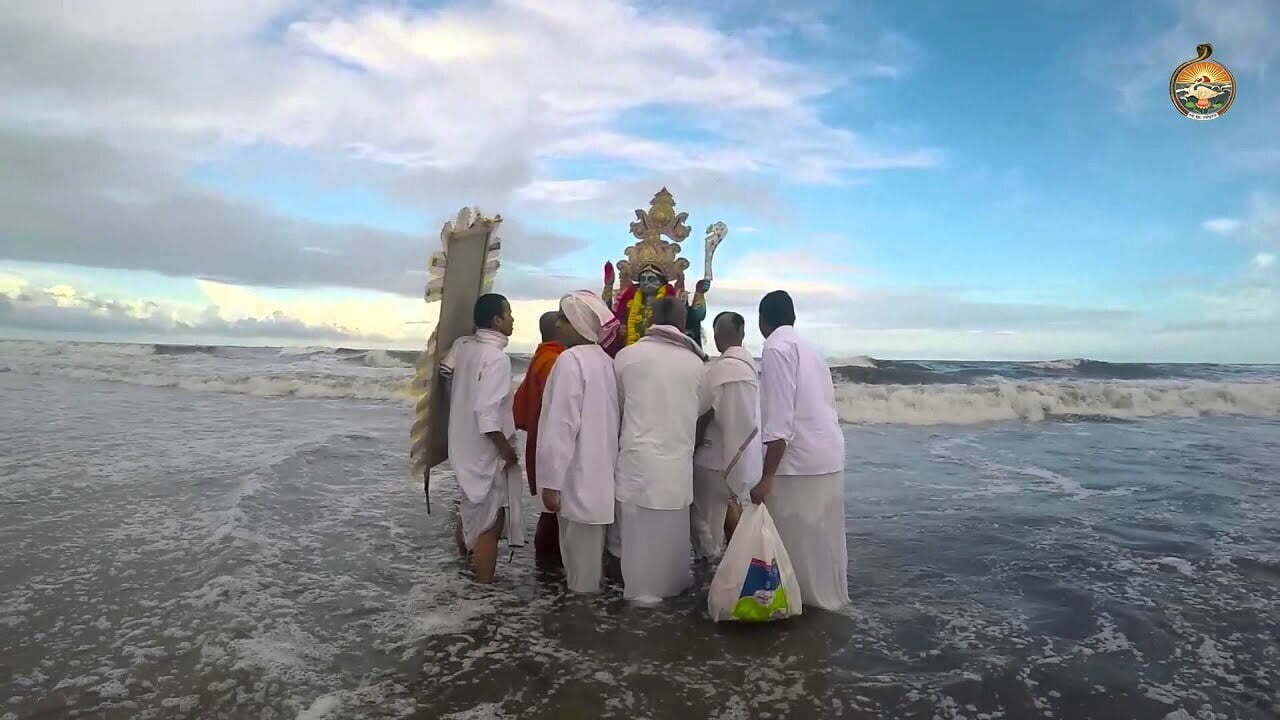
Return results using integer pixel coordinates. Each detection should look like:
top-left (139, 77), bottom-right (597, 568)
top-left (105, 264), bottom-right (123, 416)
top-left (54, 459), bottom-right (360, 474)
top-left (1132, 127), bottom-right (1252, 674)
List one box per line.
top-left (513, 311), bottom-right (566, 567)
top-left (613, 297), bottom-right (709, 602)
top-left (692, 311), bottom-right (762, 560)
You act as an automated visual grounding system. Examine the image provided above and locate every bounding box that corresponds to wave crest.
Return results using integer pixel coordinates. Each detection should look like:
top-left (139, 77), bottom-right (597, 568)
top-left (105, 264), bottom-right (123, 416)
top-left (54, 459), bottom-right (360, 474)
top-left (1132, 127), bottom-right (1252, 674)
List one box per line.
top-left (834, 381), bottom-right (1280, 425)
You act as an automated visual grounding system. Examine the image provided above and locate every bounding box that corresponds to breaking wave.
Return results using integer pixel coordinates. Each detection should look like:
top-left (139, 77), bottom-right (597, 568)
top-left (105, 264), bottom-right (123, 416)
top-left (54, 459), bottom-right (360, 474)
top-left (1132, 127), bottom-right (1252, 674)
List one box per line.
top-left (834, 380), bottom-right (1280, 425)
top-left (4, 341), bottom-right (1277, 425)
top-left (29, 367), bottom-right (414, 402)
top-left (341, 349), bottom-right (420, 368)
top-left (152, 344), bottom-right (223, 356)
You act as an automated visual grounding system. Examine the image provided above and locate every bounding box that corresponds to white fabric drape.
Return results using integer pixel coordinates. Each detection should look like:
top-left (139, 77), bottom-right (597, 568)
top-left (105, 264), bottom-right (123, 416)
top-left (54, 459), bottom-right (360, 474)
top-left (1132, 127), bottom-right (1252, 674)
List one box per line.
top-left (560, 290), bottom-right (617, 345)
top-left (535, 344), bottom-right (619, 525)
top-left (444, 329), bottom-right (516, 504)
top-left (445, 329), bottom-right (522, 548)
top-left (764, 472), bottom-right (849, 610)
top-left (613, 328), bottom-right (709, 510)
top-left (559, 519), bottom-right (605, 593)
top-left (690, 466), bottom-right (734, 560)
top-left (759, 326), bottom-right (844, 476)
top-left (618, 502), bottom-right (692, 601)
top-left (694, 346), bottom-right (762, 500)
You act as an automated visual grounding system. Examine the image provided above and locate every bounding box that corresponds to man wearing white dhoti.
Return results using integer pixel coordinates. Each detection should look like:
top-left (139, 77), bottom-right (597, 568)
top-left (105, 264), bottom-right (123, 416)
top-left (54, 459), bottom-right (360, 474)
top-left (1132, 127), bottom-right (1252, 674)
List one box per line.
top-left (750, 290), bottom-right (849, 610)
top-left (536, 291), bottom-right (621, 594)
top-left (443, 293), bottom-right (522, 584)
top-left (692, 311), bottom-right (762, 560)
top-left (613, 297), bottom-right (709, 602)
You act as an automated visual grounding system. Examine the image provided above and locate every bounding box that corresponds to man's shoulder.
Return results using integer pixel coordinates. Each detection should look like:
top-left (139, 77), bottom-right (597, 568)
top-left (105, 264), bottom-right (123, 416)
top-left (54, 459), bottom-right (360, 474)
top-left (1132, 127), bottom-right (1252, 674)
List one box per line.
top-left (560, 344), bottom-right (593, 366)
top-left (614, 340), bottom-right (653, 363)
top-left (473, 342), bottom-right (511, 371)
top-left (541, 340), bottom-right (567, 355)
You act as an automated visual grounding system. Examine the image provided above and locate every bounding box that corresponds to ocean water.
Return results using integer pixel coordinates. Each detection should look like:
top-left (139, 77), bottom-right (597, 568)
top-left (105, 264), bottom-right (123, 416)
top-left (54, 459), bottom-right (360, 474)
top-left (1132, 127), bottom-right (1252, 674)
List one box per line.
top-left (1, 339), bottom-right (1277, 719)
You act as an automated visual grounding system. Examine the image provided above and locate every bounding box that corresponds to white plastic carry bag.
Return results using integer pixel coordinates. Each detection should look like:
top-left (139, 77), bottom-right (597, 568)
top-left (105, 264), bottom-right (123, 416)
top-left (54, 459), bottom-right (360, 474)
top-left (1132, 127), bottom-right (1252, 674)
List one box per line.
top-left (707, 503), bottom-right (803, 622)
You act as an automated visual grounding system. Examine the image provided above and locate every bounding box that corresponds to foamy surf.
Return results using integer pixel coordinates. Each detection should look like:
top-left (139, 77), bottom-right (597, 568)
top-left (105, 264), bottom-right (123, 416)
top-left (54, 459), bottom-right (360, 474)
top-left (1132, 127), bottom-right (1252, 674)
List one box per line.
top-left (2, 340), bottom-right (1277, 720)
top-left (835, 380), bottom-right (1280, 425)
top-left (1, 341), bottom-right (1277, 424)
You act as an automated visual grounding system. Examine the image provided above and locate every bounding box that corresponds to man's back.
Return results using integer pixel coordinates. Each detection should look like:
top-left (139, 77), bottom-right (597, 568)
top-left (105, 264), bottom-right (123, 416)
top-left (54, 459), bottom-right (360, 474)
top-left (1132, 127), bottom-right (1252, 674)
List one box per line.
top-left (538, 344), bottom-right (619, 524)
top-left (760, 326), bottom-right (844, 476)
top-left (614, 336), bottom-right (706, 510)
top-left (695, 347), bottom-right (763, 497)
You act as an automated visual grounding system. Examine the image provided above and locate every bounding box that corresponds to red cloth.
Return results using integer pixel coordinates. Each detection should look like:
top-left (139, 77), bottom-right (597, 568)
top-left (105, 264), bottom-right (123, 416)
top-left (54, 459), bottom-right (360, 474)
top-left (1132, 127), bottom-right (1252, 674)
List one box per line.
top-left (512, 341), bottom-right (564, 494)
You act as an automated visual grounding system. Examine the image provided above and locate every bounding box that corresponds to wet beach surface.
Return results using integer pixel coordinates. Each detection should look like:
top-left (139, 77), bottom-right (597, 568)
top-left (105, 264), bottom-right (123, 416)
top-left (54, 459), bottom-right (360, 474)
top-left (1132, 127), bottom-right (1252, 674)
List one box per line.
top-left (2, 374), bottom-right (1278, 719)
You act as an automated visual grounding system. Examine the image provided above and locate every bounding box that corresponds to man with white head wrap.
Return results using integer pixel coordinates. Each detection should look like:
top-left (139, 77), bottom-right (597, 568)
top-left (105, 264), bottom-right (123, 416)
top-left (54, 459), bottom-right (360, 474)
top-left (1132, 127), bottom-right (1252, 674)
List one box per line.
top-left (536, 291), bottom-right (621, 593)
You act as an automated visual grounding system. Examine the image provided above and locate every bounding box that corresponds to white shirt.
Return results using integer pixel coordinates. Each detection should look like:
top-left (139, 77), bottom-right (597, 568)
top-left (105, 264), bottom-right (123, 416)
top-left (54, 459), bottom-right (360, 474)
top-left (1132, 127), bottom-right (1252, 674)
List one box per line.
top-left (760, 325), bottom-right (844, 476)
top-left (535, 344), bottom-right (620, 525)
top-left (614, 329), bottom-right (709, 510)
top-left (443, 329), bottom-right (515, 504)
top-left (694, 346), bottom-right (763, 499)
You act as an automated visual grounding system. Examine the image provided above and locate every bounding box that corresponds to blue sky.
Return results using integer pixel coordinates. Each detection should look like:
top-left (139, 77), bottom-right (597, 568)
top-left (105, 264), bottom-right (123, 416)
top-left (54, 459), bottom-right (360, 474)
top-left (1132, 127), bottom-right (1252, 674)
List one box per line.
top-left (0, 0), bottom-right (1277, 360)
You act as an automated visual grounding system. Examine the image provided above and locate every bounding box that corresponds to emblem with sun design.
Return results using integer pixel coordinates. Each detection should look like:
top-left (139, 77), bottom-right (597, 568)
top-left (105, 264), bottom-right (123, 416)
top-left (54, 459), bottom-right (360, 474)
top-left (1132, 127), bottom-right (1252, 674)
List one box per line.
top-left (1170, 44), bottom-right (1235, 120)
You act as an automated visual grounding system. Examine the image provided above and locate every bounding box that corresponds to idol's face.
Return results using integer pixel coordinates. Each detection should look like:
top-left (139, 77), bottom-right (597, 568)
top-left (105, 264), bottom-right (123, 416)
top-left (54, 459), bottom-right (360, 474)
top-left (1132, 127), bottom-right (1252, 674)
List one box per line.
top-left (637, 269), bottom-right (664, 296)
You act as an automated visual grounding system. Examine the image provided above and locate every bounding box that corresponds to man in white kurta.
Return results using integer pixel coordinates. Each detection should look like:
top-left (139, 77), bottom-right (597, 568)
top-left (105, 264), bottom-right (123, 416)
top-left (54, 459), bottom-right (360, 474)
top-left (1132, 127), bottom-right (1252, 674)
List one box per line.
top-left (751, 290), bottom-right (849, 610)
top-left (443, 294), bottom-right (523, 584)
top-left (692, 311), bottom-right (762, 560)
top-left (536, 291), bottom-right (620, 593)
top-left (613, 297), bottom-right (709, 602)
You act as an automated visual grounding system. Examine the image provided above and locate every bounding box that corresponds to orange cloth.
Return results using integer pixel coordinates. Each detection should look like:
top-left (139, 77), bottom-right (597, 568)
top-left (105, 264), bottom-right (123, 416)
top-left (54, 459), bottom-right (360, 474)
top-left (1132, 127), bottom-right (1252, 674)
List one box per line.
top-left (512, 341), bottom-right (565, 494)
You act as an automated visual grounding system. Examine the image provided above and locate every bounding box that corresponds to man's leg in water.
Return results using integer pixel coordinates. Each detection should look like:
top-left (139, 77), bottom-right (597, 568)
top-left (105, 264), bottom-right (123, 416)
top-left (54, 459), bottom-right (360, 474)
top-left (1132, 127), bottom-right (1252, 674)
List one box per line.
top-left (534, 512), bottom-right (563, 568)
top-left (724, 500), bottom-right (741, 544)
top-left (471, 508), bottom-right (505, 584)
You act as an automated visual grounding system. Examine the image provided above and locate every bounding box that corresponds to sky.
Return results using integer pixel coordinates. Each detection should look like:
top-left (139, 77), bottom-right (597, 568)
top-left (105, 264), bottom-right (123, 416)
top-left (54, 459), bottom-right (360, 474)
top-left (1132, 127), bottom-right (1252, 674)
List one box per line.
top-left (1, 0), bottom-right (1277, 361)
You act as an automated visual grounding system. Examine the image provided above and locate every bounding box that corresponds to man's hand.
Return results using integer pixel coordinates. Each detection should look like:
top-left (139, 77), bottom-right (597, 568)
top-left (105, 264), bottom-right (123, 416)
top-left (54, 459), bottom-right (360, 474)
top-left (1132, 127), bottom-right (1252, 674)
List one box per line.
top-left (542, 488), bottom-right (561, 513)
top-left (695, 279), bottom-right (711, 295)
top-left (749, 474), bottom-right (774, 505)
top-left (753, 439), bottom-right (786, 504)
top-left (487, 431), bottom-right (519, 471)
top-left (501, 447), bottom-right (518, 470)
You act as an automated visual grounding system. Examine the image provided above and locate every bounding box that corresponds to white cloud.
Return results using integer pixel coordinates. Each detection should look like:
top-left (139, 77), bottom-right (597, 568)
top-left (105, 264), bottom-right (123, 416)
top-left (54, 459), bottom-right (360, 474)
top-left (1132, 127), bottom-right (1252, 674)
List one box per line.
top-left (516, 179), bottom-right (611, 204)
top-left (1202, 217), bottom-right (1242, 234)
top-left (195, 280), bottom-right (420, 341)
top-left (1088, 0), bottom-right (1280, 115)
top-left (2, 0), bottom-right (938, 191)
top-left (0, 269), bottom-right (565, 351)
top-left (715, 250), bottom-right (867, 300)
top-left (0, 0), bottom-right (939, 319)
top-left (0, 276), bottom-right (400, 344)
top-left (1255, 252), bottom-right (1276, 269)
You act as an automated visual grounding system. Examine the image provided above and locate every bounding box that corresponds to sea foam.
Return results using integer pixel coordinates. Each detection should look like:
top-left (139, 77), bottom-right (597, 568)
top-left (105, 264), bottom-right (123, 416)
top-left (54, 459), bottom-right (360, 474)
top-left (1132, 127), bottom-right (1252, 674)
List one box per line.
top-left (834, 380), bottom-right (1280, 425)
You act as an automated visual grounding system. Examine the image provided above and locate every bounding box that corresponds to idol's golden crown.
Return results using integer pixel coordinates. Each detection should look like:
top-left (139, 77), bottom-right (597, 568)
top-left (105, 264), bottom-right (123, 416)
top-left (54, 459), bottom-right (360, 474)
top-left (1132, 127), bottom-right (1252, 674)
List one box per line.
top-left (616, 188), bottom-right (691, 283)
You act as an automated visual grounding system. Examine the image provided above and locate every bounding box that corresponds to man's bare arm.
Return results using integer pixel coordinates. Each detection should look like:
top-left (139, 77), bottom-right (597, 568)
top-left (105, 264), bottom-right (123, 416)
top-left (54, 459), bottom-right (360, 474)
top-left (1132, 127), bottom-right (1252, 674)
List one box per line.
top-left (750, 439), bottom-right (787, 504)
top-left (486, 431), bottom-right (518, 468)
top-left (696, 409), bottom-right (714, 448)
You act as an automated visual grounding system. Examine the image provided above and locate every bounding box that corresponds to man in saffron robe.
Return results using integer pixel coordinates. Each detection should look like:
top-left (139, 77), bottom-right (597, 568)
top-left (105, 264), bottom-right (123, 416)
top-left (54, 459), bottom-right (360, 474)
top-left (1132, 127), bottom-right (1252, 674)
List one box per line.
top-left (512, 312), bottom-right (565, 568)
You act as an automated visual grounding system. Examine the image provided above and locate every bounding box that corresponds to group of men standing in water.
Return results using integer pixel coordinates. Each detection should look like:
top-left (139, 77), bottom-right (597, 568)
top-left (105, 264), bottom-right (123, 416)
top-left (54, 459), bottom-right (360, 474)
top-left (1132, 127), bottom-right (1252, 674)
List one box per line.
top-left (442, 288), bottom-right (850, 611)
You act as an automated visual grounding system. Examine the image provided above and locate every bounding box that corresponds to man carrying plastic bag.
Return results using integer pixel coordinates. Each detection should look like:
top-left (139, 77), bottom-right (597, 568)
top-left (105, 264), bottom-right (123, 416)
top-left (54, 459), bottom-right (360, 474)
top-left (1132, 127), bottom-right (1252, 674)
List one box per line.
top-left (708, 501), bottom-right (803, 621)
top-left (704, 309), bottom-right (803, 621)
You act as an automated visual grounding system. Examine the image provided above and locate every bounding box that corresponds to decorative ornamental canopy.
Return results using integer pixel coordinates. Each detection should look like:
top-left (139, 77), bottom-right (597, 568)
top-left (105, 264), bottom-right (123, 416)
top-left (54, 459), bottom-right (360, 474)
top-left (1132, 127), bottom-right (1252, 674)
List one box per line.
top-left (616, 188), bottom-right (691, 285)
